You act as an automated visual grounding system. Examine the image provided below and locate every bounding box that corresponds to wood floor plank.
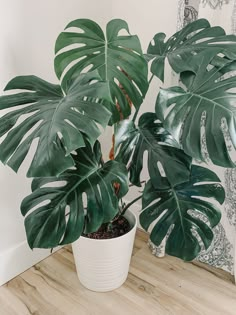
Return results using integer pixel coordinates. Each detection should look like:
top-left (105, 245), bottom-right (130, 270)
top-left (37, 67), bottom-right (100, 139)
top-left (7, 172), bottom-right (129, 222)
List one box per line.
top-left (132, 229), bottom-right (149, 256)
top-left (130, 246), bottom-right (236, 315)
top-left (0, 230), bottom-right (236, 315)
top-left (192, 260), bottom-right (235, 284)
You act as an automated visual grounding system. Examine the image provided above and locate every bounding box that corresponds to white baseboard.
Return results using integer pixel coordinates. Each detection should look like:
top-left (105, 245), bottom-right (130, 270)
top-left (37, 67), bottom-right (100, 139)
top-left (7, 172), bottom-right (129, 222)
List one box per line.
top-left (0, 240), bottom-right (53, 286)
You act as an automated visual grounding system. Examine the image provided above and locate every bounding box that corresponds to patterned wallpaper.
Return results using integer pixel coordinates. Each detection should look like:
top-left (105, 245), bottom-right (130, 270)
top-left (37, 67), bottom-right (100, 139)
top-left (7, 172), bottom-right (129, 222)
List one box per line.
top-left (202, 0), bottom-right (231, 9)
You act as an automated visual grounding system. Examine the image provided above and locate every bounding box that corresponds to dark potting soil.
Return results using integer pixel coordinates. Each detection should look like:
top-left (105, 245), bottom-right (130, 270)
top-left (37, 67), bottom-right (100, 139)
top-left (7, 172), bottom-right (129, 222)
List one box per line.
top-left (83, 216), bottom-right (131, 240)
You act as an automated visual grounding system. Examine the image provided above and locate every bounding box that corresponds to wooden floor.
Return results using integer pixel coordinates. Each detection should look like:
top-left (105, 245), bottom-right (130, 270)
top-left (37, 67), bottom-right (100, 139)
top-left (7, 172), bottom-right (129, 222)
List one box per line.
top-left (1, 230), bottom-right (236, 315)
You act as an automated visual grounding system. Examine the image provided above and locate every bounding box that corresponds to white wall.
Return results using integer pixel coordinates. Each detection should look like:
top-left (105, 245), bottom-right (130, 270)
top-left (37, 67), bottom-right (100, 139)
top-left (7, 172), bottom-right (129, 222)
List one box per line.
top-left (0, 0), bottom-right (179, 285)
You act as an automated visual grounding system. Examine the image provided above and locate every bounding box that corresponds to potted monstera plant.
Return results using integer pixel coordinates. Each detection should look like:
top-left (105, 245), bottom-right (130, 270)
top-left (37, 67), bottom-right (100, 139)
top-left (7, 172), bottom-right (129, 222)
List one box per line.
top-left (0, 18), bottom-right (236, 292)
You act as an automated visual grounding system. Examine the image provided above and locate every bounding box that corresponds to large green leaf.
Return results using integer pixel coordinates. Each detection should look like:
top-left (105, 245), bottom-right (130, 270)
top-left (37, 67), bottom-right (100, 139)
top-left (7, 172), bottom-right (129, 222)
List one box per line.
top-left (0, 71), bottom-right (112, 177)
top-left (156, 50), bottom-right (236, 167)
top-left (115, 112), bottom-right (192, 187)
top-left (54, 19), bottom-right (148, 124)
top-left (146, 18), bottom-right (236, 82)
top-left (140, 165), bottom-right (224, 261)
top-left (21, 141), bottom-right (129, 249)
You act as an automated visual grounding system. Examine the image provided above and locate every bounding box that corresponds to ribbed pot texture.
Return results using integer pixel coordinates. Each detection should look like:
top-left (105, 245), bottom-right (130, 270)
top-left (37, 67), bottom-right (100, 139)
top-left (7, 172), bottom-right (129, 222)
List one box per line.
top-left (72, 210), bottom-right (137, 292)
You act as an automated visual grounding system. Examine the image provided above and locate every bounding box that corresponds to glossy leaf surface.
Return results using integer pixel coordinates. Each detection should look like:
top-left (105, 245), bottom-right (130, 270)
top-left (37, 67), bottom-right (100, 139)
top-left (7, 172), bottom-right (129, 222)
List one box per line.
top-left (147, 19), bottom-right (236, 81)
top-left (54, 19), bottom-right (148, 124)
top-left (0, 72), bottom-right (112, 177)
top-left (156, 50), bottom-right (236, 167)
top-left (115, 113), bottom-right (192, 187)
top-left (21, 142), bottom-right (129, 249)
top-left (140, 165), bottom-right (224, 261)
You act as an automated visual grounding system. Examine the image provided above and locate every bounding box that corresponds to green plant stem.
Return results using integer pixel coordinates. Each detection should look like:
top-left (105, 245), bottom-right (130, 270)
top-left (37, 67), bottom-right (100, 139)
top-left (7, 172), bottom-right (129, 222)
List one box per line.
top-left (100, 156), bottom-right (105, 166)
top-left (129, 180), bottom-right (146, 187)
top-left (148, 74), bottom-right (155, 85)
top-left (132, 74), bottom-right (154, 123)
top-left (119, 194), bottom-right (143, 217)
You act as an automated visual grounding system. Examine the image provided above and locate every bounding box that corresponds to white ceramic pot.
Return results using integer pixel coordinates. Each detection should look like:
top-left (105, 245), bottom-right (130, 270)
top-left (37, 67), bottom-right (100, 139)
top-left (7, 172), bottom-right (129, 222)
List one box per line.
top-left (72, 210), bottom-right (137, 292)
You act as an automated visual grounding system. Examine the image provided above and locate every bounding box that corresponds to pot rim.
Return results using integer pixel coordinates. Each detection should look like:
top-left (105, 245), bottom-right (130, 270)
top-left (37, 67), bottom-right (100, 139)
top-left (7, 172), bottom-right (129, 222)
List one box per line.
top-left (79, 209), bottom-right (137, 242)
